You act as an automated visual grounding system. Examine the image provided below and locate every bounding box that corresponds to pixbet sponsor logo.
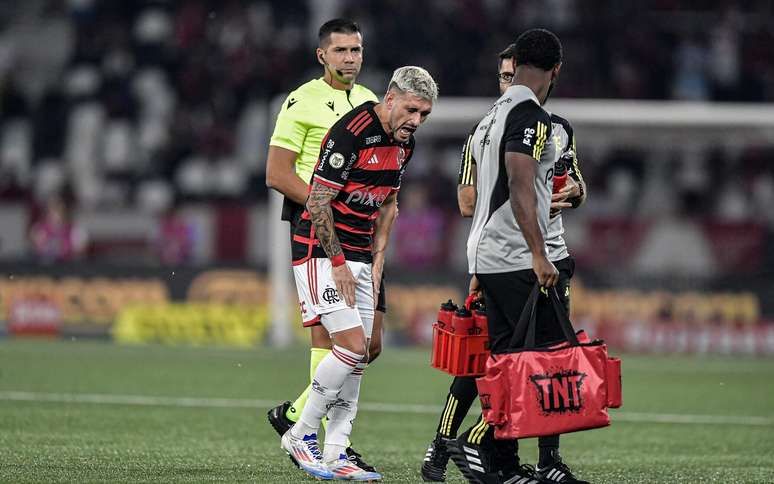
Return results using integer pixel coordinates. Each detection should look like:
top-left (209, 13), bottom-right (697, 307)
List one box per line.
top-left (345, 189), bottom-right (388, 207)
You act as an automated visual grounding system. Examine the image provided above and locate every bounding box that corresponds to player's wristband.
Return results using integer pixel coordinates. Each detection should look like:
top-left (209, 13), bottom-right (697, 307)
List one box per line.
top-left (331, 254), bottom-right (346, 267)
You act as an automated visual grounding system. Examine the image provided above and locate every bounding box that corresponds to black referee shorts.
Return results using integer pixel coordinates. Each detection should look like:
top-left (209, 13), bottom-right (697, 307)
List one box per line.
top-left (285, 197), bottom-right (387, 314)
top-left (477, 256), bottom-right (574, 354)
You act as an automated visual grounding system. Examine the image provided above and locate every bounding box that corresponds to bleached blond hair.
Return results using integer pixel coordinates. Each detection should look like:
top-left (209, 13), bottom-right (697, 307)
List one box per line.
top-left (387, 66), bottom-right (438, 101)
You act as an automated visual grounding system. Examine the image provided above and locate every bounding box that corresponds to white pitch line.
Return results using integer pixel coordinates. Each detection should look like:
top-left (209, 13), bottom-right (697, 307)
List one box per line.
top-left (0, 391), bottom-right (772, 427)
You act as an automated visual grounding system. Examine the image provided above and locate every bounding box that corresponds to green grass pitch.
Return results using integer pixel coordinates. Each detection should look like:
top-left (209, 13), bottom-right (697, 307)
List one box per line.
top-left (1, 339), bottom-right (773, 483)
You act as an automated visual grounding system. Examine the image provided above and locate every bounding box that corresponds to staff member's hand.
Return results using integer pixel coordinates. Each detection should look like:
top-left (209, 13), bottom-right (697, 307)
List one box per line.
top-left (332, 263), bottom-right (356, 307)
top-left (532, 254), bottom-right (559, 288)
top-left (468, 275), bottom-right (482, 302)
top-left (550, 177), bottom-right (578, 214)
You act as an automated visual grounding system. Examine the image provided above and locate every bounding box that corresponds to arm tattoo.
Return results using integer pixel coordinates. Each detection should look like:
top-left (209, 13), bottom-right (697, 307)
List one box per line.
top-left (306, 181), bottom-right (343, 257)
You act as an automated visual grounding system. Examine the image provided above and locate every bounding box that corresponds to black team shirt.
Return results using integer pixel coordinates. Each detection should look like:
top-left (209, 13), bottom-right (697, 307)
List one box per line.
top-left (292, 101), bottom-right (415, 264)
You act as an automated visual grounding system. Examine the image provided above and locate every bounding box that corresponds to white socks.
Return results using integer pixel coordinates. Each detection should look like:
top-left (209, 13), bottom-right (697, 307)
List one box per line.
top-left (323, 360), bottom-right (366, 462)
top-left (291, 345), bottom-right (365, 440)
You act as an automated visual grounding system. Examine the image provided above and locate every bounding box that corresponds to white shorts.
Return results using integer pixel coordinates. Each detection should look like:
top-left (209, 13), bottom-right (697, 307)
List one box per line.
top-left (293, 258), bottom-right (375, 337)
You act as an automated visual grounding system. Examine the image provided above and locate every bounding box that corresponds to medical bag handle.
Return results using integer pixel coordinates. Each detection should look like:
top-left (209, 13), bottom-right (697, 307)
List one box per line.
top-left (509, 283), bottom-right (579, 350)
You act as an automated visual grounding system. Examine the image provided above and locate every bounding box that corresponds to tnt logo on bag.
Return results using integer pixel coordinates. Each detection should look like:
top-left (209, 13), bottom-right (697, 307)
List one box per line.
top-left (530, 370), bottom-right (587, 414)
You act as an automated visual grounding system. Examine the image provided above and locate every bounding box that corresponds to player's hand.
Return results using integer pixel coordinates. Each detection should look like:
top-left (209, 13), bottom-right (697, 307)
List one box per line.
top-left (468, 275), bottom-right (482, 302)
top-left (371, 255), bottom-right (384, 308)
top-left (332, 263), bottom-right (356, 307)
top-left (532, 254), bottom-right (559, 288)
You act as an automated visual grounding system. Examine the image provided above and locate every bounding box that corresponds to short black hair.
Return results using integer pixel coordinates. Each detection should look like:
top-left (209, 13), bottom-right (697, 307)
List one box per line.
top-left (513, 28), bottom-right (562, 71)
top-left (498, 43), bottom-right (516, 68)
top-left (318, 18), bottom-right (361, 47)
top-left (498, 43), bottom-right (517, 61)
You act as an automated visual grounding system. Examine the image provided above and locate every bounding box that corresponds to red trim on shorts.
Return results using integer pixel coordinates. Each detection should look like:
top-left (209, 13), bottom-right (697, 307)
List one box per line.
top-left (302, 315), bottom-right (321, 327)
top-left (312, 258), bottom-right (319, 305)
top-left (306, 259), bottom-right (318, 306)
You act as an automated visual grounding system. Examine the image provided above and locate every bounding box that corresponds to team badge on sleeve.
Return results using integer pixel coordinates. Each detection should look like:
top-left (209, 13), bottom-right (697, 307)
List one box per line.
top-left (329, 152), bottom-right (345, 169)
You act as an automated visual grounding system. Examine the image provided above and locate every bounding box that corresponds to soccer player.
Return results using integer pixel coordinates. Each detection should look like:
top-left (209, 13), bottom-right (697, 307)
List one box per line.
top-left (421, 43), bottom-right (588, 484)
top-left (280, 66), bottom-right (438, 481)
top-left (265, 18), bottom-right (383, 471)
top-left (440, 29), bottom-right (584, 484)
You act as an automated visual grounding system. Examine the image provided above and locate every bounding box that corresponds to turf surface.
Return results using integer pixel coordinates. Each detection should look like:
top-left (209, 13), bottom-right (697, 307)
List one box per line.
top-left (1, 339), bottom-right (773, 483)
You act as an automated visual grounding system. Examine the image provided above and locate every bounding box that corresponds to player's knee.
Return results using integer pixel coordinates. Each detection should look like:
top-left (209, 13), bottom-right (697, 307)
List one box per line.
top-left (350, 340), bottom-right (367, 357)
top-left (336, 336), bottom-right (367, 357)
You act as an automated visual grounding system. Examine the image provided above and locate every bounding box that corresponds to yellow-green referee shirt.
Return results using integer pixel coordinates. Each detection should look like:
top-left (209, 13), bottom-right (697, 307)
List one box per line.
top-left (270, 78), bottom-right (379, 184)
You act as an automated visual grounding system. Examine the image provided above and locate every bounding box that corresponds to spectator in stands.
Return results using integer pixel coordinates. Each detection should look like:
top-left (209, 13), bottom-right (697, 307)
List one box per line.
top-left (155, 206), bottom-right (194, 266)
top-left (393, 183), bottom-right (448, 269)
top-left (29, 196), bottom-right (86, 262)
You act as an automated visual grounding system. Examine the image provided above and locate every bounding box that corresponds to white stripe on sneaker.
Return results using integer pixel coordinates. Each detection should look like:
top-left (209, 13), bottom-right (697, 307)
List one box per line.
top-left (467, 456), bottom-right (482, 465)
top-left (470, 464), bottom-right (485, 473)
top-left (462, 445), bottom-right (479, 456)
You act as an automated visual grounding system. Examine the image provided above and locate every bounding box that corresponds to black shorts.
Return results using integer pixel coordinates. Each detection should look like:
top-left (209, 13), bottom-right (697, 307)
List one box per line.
top-left (477, 256), bottom-right (575, 354)
top-left (288, 200), bottom-right (387, 315)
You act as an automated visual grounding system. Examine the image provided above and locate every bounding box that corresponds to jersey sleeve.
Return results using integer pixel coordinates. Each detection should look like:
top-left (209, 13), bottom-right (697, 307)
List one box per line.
top-left (503, 101), bottom-right (551, 161)
top-left (269, 91), bottom-right (309, 153)
top-left (311, 120), bottom-right (360, 190)
top-left (457, 125), bottom-right (477, 185)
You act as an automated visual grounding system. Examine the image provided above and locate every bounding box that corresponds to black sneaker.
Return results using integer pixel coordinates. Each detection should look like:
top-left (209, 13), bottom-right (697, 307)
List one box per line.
top-left (500, 463), bottom-right (551, 484)
top-left (446, 432), bottom-right (500, 484)
top-left (267, 401), bottom-right (294, 437)
top-left (536, 458), bottom-right (589, 483)
top-left (421, 434), bottom-right (453, 482)
top-left (346, 446), bottom-right (377, 473)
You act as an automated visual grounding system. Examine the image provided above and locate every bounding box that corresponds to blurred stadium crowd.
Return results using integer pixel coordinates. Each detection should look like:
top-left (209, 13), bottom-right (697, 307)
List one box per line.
top-left (0, 0), bottom-right (773, 280)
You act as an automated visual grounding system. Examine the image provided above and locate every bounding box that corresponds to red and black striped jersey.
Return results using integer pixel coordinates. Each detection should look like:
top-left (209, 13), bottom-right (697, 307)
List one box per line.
top-left (292, 101), bottom-right (415, 264)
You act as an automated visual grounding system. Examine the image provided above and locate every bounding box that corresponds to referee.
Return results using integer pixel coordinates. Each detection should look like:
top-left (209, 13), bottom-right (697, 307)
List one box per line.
top-left (447, 29), bottom-right (583, 484)
top-left (265, 18), bottom-right (381, 472)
